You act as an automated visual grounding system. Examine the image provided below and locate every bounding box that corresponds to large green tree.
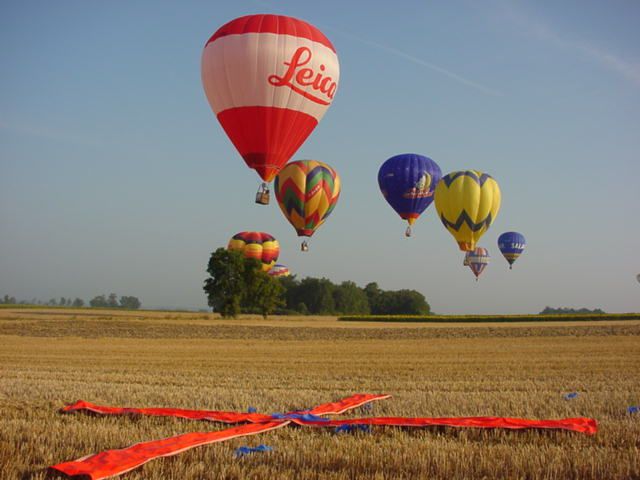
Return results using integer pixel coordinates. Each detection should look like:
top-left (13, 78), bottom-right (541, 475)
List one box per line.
top-left (203, 248), bottom-right (284, 319)
top-left (203, 249), bottom-right (247, 318)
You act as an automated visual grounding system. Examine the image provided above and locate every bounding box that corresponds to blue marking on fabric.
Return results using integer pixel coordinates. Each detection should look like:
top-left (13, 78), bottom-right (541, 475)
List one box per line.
top-left (271, 412), bottom-right (329, 422)
top-left (334, 424), bottom-right (371, 434)
top-left (234, 444), bottom-right (272, 458)
top-left (564, 392), bottom-right (578, 400)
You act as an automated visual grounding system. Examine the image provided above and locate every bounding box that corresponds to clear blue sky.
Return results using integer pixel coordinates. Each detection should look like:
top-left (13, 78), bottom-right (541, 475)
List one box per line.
top-left (1, 0), bottom-right (639, 313)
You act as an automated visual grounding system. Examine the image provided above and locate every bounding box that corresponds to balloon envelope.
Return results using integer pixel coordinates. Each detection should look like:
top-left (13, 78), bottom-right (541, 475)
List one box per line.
top-left (275, 160), bottom-right (341, 238)
top-left (434, 170), bottom-right (501, 251)
top-left (227, 232), bottom-right (279, 271)
top-left (466, 247), bottom-right (490, 279)
top-left (378, 153), bottom-right (442, 229)
top-left (202, 14), bottom-right (340, 183)
top-left (268, 264), bottom-right (290, 277)
top-left (498, 232), bottom-right (526, 268)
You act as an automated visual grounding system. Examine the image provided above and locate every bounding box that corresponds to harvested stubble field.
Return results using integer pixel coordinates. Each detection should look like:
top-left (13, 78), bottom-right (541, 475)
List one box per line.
top-left (1, 308), bottom-right (639, 479)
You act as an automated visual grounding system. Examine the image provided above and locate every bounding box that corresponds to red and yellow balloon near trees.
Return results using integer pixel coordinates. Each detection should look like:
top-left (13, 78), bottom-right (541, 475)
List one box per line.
top-left (275, 160), bottom-right (341, 249)
top-left (227, 232), bottom-right (279, 271)
top-left (201, 14), bottom-right (340, 187)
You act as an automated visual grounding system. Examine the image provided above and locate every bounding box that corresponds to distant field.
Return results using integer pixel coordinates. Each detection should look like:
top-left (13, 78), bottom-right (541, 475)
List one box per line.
top-left (339, 313), bottom-right (640, 323)
top-left (1, 307), bottom-right (639, 479)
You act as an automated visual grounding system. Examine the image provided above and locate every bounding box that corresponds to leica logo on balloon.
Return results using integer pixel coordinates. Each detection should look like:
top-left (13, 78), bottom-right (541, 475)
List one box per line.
top-left (268, 47), bottom-right (337, 106)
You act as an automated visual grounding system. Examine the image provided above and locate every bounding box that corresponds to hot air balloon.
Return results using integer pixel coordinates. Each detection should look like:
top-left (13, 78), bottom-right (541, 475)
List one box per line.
top-left (201, 14), bottom-right (340, 204)
top-left (227, 232), bottom-right (279, 271)
top-left (498, 232), bottom-right (526, 269)
top-left (466, 247), bottom-right (490, 281)
top-left (274, 160), bottom-right (341, 251)
top-left (378, 154), bottom-right (442, 237)
top-left (434, 170), bottom-right (501, 251)
top-left (268, 264), bottom-right (290, 278)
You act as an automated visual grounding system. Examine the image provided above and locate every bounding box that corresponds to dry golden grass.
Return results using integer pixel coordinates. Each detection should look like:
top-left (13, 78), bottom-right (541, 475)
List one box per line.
top-left (1, 308), bottom-right (639, 479)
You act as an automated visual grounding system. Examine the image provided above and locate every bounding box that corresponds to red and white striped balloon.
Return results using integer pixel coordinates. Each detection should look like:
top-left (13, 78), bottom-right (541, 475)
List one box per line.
top-left (202, 14), bottom-right (340, 183)
top-left (268, 264), bottom-right (290, 278)
top-left (466, 247), bottom-right (490, 280)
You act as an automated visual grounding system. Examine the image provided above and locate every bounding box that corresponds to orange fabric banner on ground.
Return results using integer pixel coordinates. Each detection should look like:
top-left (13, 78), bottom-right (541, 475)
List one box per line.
top-left (50, 393), bottom-right (596, 480)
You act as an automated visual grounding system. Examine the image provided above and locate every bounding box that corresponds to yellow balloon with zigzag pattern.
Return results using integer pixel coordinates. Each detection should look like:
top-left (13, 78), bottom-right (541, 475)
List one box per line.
top-left (434, 170), bottom-right (501, 252)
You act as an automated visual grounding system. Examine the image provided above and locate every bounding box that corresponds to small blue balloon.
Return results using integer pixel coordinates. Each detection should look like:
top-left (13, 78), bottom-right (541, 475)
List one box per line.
top-left (628, 406), bottom-right (639, 414)
top-left (497, 231), bottom-right (526, 269)
top-left (564, 392), bottom-right (579, 400)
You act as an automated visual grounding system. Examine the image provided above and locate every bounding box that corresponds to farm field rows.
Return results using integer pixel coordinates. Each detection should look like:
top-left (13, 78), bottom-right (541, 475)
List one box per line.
top-left (1, 308), bottom-right (639, 479)
top-left (339, 313), bottom-right (640, 323)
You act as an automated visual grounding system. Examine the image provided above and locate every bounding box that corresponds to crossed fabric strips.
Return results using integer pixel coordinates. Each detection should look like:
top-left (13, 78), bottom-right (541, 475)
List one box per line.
top-left (50, 393), bottom-right (597, 479)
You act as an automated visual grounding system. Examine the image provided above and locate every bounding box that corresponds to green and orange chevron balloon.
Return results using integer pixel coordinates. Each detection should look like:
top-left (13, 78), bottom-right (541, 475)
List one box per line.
top-left (274, 160), bottom-right (341, 242)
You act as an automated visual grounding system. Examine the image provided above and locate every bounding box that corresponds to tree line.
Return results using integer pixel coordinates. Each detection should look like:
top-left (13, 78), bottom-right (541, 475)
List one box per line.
top-left (89, 294), bottom-right (141, 309)
top-left (277, 277), bottom-right (430, 316)
top-left (539, 306), bottom-right (606, 315)
top-left (0, 293), bottom-right (141, 309)
top-left (203, 248), bottom-right (430, 318)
